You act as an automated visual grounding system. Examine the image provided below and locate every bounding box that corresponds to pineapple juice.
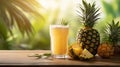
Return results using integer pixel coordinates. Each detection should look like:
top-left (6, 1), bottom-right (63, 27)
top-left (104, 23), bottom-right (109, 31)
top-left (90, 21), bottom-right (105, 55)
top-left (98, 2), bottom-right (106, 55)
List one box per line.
top-left (50, 25), bottom-right (69, 58)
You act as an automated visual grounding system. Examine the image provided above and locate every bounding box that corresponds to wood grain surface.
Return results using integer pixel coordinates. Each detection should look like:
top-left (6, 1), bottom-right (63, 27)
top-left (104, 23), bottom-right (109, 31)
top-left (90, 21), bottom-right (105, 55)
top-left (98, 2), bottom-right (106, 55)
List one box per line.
top-left (0, 50), bottom-right (119, 67)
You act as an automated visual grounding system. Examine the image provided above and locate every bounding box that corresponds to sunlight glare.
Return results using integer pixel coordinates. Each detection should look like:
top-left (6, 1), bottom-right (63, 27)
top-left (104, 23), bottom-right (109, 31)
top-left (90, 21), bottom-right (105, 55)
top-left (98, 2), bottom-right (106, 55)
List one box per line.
top-left (38, 0), bottom-right (58, 9)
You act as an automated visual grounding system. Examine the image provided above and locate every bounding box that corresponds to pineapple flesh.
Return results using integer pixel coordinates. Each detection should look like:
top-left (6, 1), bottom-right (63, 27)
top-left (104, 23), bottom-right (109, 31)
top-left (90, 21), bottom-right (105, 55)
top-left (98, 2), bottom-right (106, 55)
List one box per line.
top-left (79, 49), bottom-right (94, 60)
top-left (77, 0), bottom-right (100, 56)
top-left (68, 43), bottom-right (83, 59)
top-left (68, 43), bottom-right (94, 60)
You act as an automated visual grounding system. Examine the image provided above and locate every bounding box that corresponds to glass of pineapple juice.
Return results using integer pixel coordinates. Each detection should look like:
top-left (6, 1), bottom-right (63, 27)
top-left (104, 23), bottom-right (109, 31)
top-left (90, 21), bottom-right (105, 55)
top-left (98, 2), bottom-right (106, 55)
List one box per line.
top-left (50, 25), bottom-right (69, 59)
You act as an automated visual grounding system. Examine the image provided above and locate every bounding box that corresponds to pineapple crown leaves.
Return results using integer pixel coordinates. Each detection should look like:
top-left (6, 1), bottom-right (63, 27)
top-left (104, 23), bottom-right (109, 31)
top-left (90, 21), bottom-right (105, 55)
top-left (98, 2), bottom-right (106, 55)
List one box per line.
top-left (77, 0), bottom-right (100, 28)
top-left (61, 19), bottom-right (68, 25)
top-left (104, 20), bottom-right (120, 45)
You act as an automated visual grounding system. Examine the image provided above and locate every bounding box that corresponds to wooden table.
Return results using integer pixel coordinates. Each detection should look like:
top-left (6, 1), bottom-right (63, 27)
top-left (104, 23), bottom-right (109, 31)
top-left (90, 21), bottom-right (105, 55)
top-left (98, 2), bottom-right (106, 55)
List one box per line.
top-left (0, 50), bottom-right (120, 67)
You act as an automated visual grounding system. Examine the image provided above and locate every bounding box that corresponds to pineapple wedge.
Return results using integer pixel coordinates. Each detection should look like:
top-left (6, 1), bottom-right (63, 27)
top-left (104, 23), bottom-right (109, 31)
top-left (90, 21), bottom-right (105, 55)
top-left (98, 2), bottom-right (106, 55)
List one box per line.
top-left (79, 49), bottom-right (94, 60)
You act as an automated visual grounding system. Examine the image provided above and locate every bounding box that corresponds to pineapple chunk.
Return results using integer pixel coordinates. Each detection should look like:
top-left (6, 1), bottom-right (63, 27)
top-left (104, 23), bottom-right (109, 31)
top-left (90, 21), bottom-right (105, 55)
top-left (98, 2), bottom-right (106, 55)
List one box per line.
top-left (79, 49), bottom-right (94, 60)
top-left (73, 47), bottom-right (83, 56)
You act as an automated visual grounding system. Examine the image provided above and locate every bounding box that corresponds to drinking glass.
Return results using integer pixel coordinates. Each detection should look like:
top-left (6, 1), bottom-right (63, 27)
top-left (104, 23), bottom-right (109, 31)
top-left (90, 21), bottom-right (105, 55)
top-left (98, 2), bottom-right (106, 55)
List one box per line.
top-left (50, 25), bottom-right (69, 59)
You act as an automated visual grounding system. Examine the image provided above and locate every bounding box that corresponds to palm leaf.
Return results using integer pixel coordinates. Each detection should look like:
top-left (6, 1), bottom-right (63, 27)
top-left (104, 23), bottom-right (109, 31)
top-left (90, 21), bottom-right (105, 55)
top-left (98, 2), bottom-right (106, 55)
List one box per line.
top-left (0, 0), bottom-right (42, 35)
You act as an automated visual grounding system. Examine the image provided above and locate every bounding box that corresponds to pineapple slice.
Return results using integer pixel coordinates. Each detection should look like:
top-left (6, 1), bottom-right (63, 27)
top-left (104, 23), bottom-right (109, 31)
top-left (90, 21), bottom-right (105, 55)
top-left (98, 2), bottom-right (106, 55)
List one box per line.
top-left (79, 49), bottom-right (94, 60)
top-left (68, 43), bottom-right (83, 59)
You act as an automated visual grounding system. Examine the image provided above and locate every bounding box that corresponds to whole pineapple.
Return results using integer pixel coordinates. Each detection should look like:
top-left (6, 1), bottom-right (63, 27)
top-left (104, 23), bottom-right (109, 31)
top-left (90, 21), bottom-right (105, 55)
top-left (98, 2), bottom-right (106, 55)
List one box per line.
top-left (77, 0), bottom-right (100, 56)
top-left (97, 42), bottom-right (114, 58)
top-left (99, 20), bottom-right (120, 57)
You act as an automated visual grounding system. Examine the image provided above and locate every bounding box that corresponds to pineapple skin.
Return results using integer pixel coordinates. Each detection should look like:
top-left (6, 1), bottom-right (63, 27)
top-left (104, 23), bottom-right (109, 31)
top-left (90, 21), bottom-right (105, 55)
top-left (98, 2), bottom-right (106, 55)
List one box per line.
top-left (97, 42), bottom-right (114, 58)
top-left (68, 47), bottom-right (79, 59)
top-left (77, 28), bottom-right (100, 56)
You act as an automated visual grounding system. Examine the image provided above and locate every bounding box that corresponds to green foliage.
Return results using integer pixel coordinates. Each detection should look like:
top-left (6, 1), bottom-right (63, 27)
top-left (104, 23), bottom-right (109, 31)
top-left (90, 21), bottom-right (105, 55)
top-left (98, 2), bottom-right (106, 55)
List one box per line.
top-left (0, 17), bottom-right (11, 49)
top-left (29, 29), bottom-right (50, 50)
top-left (28, 53), bottom-right (51, 59)
top-left (2, 0), bottom-right (120, 50)
top-left (102, 0), bottom-right (120, 18)
top-left (102, 0), bottom-right (116, 18)
top-left (0, 0), bottom-right (43, 49)
top-left (0, 18), bottom-right (7, 39)
top-left (0, 0), bottom-right (42, 35)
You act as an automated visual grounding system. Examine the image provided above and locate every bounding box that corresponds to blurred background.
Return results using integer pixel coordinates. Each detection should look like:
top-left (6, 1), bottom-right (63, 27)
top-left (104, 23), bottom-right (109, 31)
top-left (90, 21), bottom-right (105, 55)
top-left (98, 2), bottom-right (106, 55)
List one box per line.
top-left (0, 0), bottom-right (120, 50)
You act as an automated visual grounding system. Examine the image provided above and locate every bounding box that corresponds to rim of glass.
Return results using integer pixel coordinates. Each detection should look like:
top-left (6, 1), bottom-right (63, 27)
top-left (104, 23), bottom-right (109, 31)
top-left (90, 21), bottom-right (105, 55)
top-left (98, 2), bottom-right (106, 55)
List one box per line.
top-left (50, 24), bottom-right (69, 27)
